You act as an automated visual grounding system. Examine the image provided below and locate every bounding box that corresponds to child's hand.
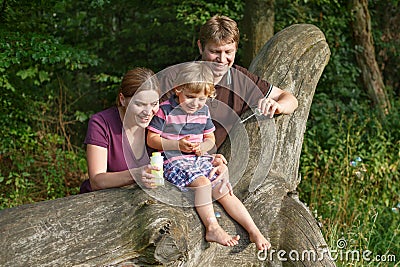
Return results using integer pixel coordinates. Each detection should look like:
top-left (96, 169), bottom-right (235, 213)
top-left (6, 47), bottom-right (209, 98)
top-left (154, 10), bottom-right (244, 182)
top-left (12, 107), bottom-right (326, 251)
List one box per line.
top-left (192, 143), bottom-right (204, 156)
top-left (193, 143), bottom-right (207, 156)
top-left (178, 136), bottom-right (194, 153)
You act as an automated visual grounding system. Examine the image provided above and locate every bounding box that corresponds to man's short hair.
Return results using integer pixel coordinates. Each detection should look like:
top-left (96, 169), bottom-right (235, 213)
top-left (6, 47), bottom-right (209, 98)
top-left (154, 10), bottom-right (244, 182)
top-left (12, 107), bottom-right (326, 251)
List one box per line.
top-left (199, 15), bottom-right (240, 48)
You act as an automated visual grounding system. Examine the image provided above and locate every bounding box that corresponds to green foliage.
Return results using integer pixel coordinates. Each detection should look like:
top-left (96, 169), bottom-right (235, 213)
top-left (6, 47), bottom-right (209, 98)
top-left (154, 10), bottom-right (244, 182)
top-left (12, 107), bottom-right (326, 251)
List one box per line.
top-left (0, 3), bottom-right (99, 208)
top-left (300, 96), bottom-right (400, 266)
top-left (0, 0), bottom-right (246, 208)
top-left (176, 0), bottom-right (244, 26)
top-left (0, 132), bottom-right (86, 209)
top-left (273, 0), bottom-right (400, 265)
top-left (275, 0), bottom-right (364, 105)
top-left (369, 0), bottom-right (400, 97)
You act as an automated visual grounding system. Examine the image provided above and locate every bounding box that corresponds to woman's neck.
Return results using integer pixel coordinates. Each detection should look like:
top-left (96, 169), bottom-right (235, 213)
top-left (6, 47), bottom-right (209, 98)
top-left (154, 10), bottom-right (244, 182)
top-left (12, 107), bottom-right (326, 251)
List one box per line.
top-left (118, 106), bottom-right (145, 158)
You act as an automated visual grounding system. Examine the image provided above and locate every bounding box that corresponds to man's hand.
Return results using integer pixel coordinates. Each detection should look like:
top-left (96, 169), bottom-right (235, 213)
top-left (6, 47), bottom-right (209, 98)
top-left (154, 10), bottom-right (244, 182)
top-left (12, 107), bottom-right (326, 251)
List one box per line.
top-left (209, 154), bottom-right (232, 195)
top-left (258, 97), bottom-right (282, 118)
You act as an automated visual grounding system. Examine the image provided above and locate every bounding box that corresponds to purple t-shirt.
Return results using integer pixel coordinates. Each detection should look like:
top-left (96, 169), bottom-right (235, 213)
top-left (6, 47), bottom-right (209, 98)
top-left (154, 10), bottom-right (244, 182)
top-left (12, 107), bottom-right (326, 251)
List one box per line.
top-left (80, 107), bottom-right (150, 193)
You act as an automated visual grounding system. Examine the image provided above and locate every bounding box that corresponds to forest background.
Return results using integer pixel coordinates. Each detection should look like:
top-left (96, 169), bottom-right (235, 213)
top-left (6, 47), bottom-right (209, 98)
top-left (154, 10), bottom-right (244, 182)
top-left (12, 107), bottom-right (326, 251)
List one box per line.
top-left (0, 0), bottom-right (399, 266)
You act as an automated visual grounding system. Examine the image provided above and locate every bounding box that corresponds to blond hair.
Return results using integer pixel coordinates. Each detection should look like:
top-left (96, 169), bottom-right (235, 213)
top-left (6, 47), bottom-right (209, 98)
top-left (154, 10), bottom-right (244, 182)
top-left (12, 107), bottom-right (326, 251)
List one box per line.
top-left (174, 62), bottom-right (216, 98)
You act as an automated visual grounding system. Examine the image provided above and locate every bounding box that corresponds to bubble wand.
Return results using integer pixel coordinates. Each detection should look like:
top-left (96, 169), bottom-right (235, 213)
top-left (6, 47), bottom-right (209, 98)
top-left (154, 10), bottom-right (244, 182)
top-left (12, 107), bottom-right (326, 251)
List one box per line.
top-left (240, 84), bottom-right (273, 123)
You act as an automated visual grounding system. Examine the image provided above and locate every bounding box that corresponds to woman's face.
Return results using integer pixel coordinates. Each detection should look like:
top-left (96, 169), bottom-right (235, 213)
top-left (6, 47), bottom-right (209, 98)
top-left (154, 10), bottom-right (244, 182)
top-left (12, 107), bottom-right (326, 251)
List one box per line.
top-left (125, 90), bottom-right (159, 128)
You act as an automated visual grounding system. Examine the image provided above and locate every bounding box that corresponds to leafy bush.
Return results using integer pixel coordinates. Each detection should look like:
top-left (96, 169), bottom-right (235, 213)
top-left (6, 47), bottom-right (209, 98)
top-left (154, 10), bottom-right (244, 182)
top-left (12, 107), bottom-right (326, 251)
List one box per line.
top-left (275, 0), bottom-right (399, 265)
top-left (299, 96), bottom-right (400, 265)
top-left (0, 29), bottom-right (97, 208)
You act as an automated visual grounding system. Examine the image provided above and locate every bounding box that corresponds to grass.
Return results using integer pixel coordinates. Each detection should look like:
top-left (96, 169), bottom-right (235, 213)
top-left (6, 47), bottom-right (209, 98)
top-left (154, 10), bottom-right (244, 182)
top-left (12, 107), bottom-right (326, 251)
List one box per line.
top-left (298, 97), bottom-right (400, 266)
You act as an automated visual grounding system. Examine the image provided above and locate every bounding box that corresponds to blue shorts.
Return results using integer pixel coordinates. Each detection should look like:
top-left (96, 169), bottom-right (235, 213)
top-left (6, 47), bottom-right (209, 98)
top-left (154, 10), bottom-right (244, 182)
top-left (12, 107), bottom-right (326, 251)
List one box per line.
top-left (164, 156), bottom-right (218, 190)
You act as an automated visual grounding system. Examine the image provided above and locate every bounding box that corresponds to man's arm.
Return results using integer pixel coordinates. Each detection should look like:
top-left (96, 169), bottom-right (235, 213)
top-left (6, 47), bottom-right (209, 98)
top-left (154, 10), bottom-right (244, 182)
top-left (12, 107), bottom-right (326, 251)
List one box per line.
top-left (232, 65), bottom-right (298, 116)
top-left (258, 85), bottom-right (298, 118)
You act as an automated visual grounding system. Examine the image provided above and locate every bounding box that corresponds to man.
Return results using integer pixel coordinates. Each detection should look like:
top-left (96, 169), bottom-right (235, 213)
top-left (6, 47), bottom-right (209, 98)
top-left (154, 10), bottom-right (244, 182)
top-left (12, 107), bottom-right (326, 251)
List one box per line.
top-left (197, 15), bottom-right (298, 148)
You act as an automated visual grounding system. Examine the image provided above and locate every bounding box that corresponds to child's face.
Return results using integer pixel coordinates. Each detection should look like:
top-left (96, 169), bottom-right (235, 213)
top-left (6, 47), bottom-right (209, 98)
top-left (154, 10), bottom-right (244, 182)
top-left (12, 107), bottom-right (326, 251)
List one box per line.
top-left (176, 90), bottom-right (207, 114)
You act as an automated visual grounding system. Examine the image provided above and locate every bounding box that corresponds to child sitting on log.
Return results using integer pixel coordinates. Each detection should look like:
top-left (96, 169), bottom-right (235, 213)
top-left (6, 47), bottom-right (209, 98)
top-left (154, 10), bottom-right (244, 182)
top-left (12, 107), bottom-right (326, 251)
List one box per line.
top-left (147, 62), bottom-right (270, 250)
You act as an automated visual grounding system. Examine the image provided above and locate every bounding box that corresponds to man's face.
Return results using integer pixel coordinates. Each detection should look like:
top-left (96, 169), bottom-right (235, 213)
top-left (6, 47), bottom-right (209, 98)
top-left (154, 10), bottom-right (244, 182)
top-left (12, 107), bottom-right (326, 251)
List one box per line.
top-left (198, 40), bottom-right (237, 77)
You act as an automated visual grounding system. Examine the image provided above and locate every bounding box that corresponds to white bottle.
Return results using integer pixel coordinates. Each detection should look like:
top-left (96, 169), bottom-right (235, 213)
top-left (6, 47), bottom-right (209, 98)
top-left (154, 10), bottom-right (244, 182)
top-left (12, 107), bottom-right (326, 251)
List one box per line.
top-left (150, 152), bottom-right (164, 186)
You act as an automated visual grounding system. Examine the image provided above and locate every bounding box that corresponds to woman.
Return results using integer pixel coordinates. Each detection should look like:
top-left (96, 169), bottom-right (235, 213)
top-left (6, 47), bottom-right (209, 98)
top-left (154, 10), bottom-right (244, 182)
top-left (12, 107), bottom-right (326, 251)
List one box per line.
top-left (80, 67), bottom-right (229, 193)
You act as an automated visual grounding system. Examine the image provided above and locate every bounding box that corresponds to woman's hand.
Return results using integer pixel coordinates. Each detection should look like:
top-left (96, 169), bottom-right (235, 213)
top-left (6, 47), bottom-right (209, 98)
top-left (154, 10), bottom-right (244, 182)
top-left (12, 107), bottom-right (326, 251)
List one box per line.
top-left (133, 164), bottom-right (159, 189)
top-left (209, 163), bottom-right (233, 195)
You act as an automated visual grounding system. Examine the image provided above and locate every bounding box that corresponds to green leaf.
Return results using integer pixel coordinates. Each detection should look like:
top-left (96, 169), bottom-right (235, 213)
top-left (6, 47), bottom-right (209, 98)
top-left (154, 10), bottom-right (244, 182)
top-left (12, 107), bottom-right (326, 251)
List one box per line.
top-left (38, 70), bottom-right (50, 83)
top-left (16, 67), bottom-right (37, 80)
top-left (75, 111), bottom-right (89, 122)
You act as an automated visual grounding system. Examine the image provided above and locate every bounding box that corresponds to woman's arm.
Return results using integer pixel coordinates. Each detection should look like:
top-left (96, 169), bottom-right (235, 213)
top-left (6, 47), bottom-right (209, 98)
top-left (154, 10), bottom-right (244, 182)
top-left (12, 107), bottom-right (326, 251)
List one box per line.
top-left (87, 144), bottom-right (158, 190)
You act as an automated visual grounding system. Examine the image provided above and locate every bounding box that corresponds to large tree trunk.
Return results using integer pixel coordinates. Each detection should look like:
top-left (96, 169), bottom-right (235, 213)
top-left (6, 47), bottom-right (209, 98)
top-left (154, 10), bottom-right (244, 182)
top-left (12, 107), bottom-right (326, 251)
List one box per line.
top-left (0, 24), bottom-right (332, 266)
top-left (350, 0), bottom-right (390, 115)
top-left (373, 1), bottom-right (400, 95)
top-left (242, 0), bottom-right (275, 68)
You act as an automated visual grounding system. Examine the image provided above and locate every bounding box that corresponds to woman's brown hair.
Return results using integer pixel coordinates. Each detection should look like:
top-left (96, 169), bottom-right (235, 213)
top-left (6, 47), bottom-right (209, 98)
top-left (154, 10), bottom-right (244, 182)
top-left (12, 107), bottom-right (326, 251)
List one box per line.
top-left (116, 67), bottom-right (159, 106)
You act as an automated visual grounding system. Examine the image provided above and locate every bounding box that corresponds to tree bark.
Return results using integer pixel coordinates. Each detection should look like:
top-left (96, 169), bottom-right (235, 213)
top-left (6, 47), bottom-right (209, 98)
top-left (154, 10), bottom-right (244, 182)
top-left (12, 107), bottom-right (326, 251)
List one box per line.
top-left (374, 1), bottom-right (400, 93)
top-left (242, 0), bottom-right (275, 68)
top-left (0, 24), bottom-right (332, 267)
top-left (350, 0), bottom-right (390, 115)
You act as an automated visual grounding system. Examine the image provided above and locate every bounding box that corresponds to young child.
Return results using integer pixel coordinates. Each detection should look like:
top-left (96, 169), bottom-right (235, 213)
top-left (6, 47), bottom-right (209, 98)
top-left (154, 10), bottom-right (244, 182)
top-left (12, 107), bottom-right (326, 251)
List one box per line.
top-left (147, 62), bottom-right (270, 250)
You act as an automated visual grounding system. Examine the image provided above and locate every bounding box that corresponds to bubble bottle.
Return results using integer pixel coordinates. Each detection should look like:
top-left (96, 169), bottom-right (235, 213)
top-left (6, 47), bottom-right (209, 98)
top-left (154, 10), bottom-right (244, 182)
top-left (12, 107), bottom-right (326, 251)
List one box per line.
top-left (150, 152), bottom-right (164, 186)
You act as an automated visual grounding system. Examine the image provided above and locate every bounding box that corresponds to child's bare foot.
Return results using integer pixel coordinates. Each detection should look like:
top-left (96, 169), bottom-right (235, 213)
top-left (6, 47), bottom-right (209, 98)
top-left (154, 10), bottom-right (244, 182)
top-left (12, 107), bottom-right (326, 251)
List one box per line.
top-left (249, 230), bottom-right (271, 250)
top-left (206, 224), bottom-right (240, 246)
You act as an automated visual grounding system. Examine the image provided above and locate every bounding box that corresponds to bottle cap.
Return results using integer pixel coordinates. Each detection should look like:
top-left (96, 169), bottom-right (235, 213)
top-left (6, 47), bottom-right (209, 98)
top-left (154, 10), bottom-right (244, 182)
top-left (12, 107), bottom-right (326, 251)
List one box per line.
top-left (152, 152), bottom-right (162, 157)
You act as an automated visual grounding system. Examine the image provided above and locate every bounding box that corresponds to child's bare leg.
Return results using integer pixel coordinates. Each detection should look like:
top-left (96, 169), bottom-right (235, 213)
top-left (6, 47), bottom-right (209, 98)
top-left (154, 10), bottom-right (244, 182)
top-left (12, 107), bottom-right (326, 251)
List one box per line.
top-left (213, 187), bottom-right (270, 250)
top-left (189, 176), bottom-right (240, 247)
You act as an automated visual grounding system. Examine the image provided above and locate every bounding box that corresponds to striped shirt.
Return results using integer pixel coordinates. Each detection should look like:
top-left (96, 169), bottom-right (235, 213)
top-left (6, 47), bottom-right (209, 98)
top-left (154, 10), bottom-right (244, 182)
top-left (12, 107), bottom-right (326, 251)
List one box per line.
top-left (147, 95), bottom-right (215, 163)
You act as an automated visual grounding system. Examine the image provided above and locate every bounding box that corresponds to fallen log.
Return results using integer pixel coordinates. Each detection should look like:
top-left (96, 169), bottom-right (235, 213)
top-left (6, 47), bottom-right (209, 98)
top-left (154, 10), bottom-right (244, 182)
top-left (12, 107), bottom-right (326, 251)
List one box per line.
top-left (0, 23), bottom-right (332, 266)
